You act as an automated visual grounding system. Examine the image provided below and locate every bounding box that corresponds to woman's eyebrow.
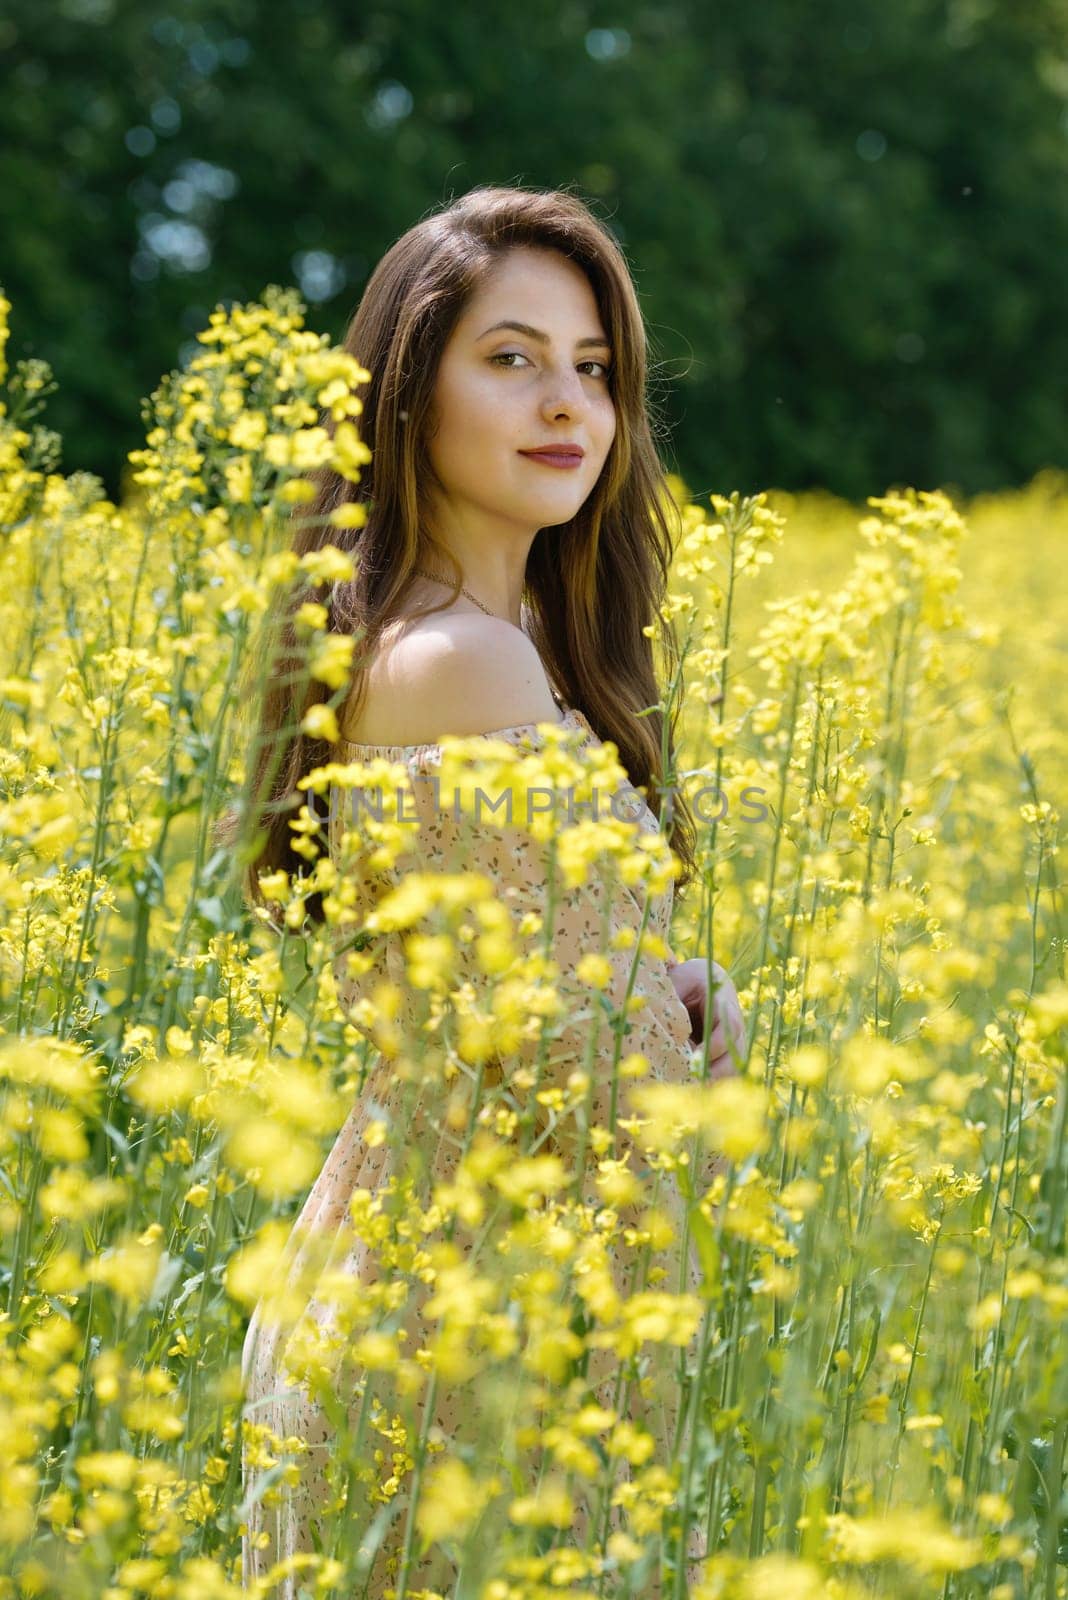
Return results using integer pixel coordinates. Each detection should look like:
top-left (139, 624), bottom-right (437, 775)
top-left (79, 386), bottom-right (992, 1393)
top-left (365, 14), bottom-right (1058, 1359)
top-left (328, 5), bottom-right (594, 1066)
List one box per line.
top-left (477, 319), bottom-right (612, 351)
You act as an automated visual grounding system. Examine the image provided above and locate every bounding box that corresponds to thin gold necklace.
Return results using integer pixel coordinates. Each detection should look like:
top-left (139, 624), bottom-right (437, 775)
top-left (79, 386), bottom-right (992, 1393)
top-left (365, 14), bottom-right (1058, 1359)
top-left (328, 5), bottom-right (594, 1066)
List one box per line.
top-left (413, 567), bottom-right (500, 619)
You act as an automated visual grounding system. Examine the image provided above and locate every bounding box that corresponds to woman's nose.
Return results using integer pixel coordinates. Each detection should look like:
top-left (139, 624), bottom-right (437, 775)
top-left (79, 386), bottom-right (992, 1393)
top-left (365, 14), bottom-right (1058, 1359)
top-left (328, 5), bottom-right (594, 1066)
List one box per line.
top-left (540, 370), bottom-right (587, 416)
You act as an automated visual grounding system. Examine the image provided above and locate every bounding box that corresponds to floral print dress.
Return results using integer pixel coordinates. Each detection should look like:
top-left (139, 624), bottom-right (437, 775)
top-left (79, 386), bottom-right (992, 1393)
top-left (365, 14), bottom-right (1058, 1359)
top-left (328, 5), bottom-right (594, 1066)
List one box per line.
top-left (241, 703), bottom-right (709, 1596)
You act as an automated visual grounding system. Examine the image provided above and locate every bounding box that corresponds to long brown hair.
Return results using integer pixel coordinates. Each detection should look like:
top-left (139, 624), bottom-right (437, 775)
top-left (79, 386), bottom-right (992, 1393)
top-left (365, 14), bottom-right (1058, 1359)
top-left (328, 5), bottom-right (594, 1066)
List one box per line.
top-left (217, 182), bottom-right (697, 926)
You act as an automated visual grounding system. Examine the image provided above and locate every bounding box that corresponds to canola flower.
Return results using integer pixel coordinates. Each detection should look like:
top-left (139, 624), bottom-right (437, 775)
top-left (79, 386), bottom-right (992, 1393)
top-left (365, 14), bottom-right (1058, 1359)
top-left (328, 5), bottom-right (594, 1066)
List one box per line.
top-left (0, 284), bottom-right (1066, 1598)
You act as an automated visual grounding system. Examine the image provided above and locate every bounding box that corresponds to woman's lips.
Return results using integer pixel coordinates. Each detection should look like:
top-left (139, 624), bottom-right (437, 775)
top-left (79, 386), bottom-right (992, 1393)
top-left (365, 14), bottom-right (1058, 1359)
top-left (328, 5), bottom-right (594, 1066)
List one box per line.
top-left (518, 451), bottom-right (584, 470)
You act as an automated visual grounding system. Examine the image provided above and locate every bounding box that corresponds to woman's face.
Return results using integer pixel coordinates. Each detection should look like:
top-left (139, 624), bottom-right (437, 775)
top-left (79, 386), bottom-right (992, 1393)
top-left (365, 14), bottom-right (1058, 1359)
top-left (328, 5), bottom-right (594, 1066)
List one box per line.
top-left (423, 245), bottom-right (617, 540)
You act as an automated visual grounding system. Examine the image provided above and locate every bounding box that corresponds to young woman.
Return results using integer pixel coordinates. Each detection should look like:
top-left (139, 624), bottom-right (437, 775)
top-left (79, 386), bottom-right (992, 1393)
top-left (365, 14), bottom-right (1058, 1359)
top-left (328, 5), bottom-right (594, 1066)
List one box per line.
top-left (236, 184), bottom-right (745, 1597)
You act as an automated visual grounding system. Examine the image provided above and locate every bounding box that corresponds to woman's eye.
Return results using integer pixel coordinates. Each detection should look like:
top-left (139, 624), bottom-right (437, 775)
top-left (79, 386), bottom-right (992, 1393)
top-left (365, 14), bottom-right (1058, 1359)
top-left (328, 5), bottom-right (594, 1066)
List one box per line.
top-left (491, 352), bottom-right (612, 380)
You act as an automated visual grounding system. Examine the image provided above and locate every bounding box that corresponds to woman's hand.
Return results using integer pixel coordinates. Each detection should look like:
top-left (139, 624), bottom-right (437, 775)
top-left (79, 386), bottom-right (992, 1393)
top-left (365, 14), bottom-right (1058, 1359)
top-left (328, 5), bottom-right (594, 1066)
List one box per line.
top-left (667, 958), bottom-right (746, 1080)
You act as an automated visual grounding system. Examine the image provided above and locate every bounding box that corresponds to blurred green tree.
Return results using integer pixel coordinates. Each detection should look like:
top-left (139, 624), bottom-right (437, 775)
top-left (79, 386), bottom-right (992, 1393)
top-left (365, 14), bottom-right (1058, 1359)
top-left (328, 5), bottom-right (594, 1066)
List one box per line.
top-left (1, 0), bottom-right (1065, 500)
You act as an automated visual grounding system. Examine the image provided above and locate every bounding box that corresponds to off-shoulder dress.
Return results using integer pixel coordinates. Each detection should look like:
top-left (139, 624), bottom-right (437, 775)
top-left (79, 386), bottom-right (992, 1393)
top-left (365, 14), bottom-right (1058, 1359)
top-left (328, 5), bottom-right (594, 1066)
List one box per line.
top-left (241, 701), bottom-right (708, 1596)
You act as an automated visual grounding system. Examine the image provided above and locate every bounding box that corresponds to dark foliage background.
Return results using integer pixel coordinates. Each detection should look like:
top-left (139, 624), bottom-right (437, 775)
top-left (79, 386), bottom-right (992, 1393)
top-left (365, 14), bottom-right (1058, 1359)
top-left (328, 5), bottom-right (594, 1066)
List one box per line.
top-left (2, 0), bottom-right (1066, 501)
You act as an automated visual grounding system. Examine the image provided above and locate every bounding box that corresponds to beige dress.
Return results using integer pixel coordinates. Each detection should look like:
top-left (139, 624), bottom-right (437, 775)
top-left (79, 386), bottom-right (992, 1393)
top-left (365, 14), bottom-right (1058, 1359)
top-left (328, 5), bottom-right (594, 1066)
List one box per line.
top-left (241, 703), bottom-right (709, 1597)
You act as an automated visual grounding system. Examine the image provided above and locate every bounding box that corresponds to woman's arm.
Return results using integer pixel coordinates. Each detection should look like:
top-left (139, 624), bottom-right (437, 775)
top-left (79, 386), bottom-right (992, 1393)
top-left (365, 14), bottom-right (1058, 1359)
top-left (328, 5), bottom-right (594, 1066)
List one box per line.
top-left (666, 956), bottom-right (746, 1079)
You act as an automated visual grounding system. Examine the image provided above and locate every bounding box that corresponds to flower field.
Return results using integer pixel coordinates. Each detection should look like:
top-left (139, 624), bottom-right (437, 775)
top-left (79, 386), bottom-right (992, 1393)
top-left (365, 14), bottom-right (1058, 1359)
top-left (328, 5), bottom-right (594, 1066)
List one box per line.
top-left (1, 286), bottom-right (1065, 1599)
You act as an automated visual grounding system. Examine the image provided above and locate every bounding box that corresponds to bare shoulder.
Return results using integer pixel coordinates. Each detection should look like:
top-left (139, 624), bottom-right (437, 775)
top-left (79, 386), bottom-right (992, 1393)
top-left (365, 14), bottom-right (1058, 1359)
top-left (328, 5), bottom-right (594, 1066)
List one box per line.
top-left (341, 613), bottom-right (563, 745)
